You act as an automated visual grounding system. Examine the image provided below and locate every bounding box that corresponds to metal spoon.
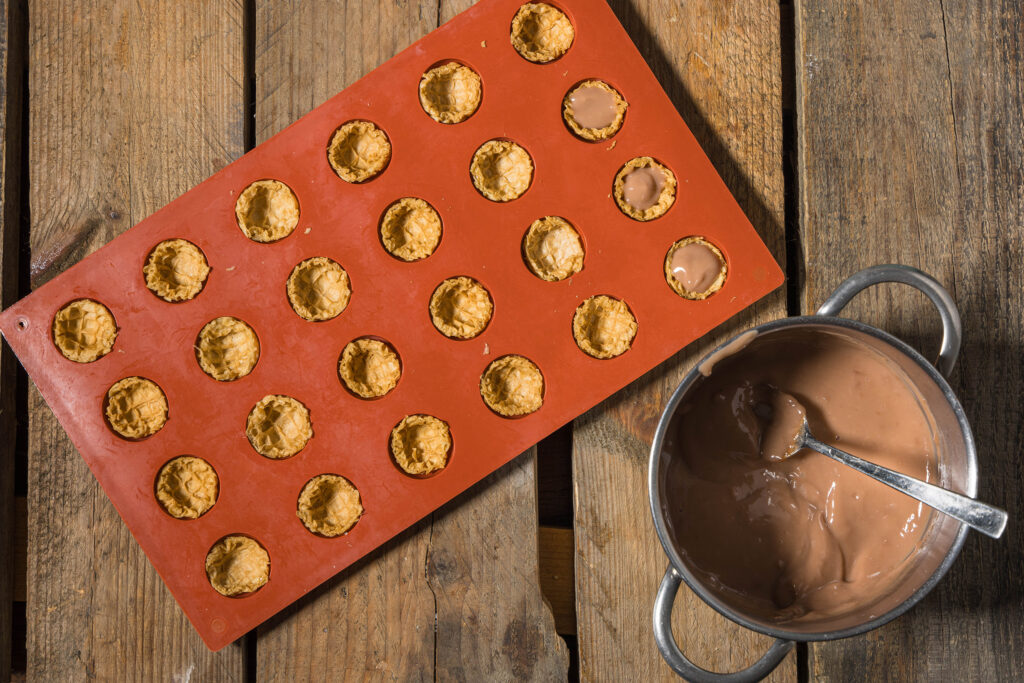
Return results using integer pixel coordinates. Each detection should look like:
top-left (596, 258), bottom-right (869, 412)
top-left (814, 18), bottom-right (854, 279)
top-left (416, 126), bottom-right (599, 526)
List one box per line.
top-left (767, 390), bottom-right (1008, 539)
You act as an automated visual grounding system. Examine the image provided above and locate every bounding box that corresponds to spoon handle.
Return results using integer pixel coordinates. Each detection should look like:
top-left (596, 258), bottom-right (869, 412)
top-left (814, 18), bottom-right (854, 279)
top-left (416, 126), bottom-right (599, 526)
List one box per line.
top-left (802, 434), bottom-right (1008, 539)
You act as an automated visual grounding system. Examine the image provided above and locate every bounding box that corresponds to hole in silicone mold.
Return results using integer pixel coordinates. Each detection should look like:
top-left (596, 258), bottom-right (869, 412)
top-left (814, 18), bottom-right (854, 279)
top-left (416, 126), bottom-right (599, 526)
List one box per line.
top-left (479, 354), bottom-right (545, 418)
top-left (419, 60), bottom-right (483, 124)
top-left (510, 2), bottom-right (575, 64)
top-left (245, 394), bottom-right (312, 460)
top-left (521, 216), bottom-right (586, 282)
top-left (326, 120), bottom-right (392, 183)
top-left (195, 316), bottom-right (261, 381)
top-left (16, 317), bottom-right (27, 330)
top-left (379, 197), bottom-right (443, 262)
top-left (154, 455), bottom-right (219, 520)
top-left (562, 79), bottom-right (628, 142)
top-left (338, 336), bottom-right (402, 400)
top-left (571, 295), bottom-right (638, 360)
top-left (205, 534), bottom-right (270, 598)
top-left (235, 179), bottom-right (300, 243)
top-left (664, 236), bottom-right (729, 300)
top-left (470, 138), bottom-right (534, 202)
top-left (51, 298), bottom-right (118, 363)
top-left (286, 257), bottom-right (351, 322)
top-left (103, 376), bottom-right (168, 441)
top-left (297, 473), bottom-right (364, 537)
top-left (143, 238), bottom-right (212, 303)
top-left (429, 276), bottom-right (494, 340)
top-left (388, 414), bottom-right (453, 478)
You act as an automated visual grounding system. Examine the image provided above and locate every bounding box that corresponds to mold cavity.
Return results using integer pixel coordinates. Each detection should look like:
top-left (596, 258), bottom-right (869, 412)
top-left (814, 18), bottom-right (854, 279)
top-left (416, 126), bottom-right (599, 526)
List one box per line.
top-left (52, 298), bottom-right (117, 363)
top-left (104, 376), bottom-right (168, 440)
top-left (338, 337), bottom-right (402, 399)
top-left (665, 236), bottom-right (728, 300)
top-left (196, 316), bottom-right (260, 381)
top-left (143, 238), bottom-right (211, 302)
top-left (563, 79), bottom-right (628, 141)
top-left (480, 355), bottom-right (544, 417)
top-left (205, 535), bottom-right (270, 597)
top-left (522, 216), bottom-right (585, 281)
top-left (470, 139), bottom-right (533, 202)
top-left (327, 120), bottom-right (391, 183)
top-left (572, 295), bottom-right (638, 359)
top-left (286, 257), bottom-right (351, 322)
top-left (235, 179), bottom-right (300, 243)
top-left (613, 157), bottom-right (677, 221)
top-left (297, 474), bottom-right (363, 537)
top-left (419, 61), bottom-right (482, 124)
top-left (389, 414), bottom-right (452, 477)
top-left (155, 455), bottom-right (219, 520)
top-left (245, 394), bottom-right (312, 460)
top-left (429, 276), bottom-right (493, 340)
top-left (510, 2), bottom-right (575, 63)
top-left (379, 198), bottom-right (443, 262)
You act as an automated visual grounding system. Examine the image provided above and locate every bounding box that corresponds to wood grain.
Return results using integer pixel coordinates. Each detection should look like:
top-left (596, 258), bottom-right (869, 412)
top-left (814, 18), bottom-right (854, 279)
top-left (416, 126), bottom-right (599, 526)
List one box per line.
top-left (571, 1), bottom-right (793, 680)
top-left (253, 2), bottom-right (566, 679)
top-left (26, 1), bottom-right (246, 678)
top-left (797, 0), bottom-right (1024, 679)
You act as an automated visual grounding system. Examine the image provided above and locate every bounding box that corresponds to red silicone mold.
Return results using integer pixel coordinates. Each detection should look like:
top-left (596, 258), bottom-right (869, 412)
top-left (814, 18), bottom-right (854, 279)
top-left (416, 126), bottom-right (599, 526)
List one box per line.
top-left (0, 0), bottom-right (783, 650)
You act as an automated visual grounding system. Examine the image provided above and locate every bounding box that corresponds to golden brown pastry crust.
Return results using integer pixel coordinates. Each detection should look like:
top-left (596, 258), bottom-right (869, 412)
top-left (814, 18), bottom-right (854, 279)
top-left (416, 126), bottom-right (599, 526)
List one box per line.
top-left (429, 277), bottom-right (493, 340)
top-left (511, 3), bottom-right (575, 63)
top-left (286, 257), bottom-right (351, 322)
top-left (143, 239), bottom-right (211, 302)
top-left (480, 355), bottom-right (544, 417)
top-left (664, 236), bottom-right (728, 299)
top-left (205, 535), bottom-right (270, 597)
top-left (105, 377), bottom-right (168, 440)
top-left (156, 456), bottom-right (218, 519)
top-left (196, 316), bottom-right (260, 381)
top-left (327, 120), bottom-right (391, 183)
top-left (572, 295), bottom-right (638, 359)
top-left (52, 299), bottom-right (118, 363)
top-left (419, 62), bottom-right (482, 124)
top-left (246, 394), bottom-right (312, 459)
top-left (613, 157), bottom-right (677, 221)
top-left (562, 80), bottom-right (628, 141)
top-left (522, 216), bottom-right (585, 281)
top-left (379, 198), bottom-right (442, 261)
top-left (235, 180), bottom-right (300, 243)
top-left (390, 414), bottom-right (452, 476)
top-left (297, 474), bottom-right (363, 537)
top-left (470, 140), bottom-right (533, 202)
top-left (338, 338), bottom-right (401, 399)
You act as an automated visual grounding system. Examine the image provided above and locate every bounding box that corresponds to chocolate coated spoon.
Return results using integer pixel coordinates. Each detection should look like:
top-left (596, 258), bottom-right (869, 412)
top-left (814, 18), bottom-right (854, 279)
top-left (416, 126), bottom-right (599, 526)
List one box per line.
top-left (763, 389), bottom-right (1008, 539)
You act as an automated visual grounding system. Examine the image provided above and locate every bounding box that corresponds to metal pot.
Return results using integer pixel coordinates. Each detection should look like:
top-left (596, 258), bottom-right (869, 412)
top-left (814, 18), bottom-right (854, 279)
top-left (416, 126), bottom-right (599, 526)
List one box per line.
top-left (648, 265), bottom-right (975, 682)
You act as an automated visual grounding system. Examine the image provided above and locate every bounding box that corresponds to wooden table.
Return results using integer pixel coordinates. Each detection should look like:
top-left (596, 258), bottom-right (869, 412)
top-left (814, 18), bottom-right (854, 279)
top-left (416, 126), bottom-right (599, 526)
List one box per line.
top-left (1, 0), bottom-right (1021, 680)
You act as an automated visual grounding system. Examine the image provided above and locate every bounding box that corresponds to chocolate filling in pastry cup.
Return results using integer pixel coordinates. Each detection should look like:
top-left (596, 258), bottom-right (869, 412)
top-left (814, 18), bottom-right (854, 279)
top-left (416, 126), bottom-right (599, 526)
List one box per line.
top-left (297, 474), bottom-right (363, 537)
top-left (246, 394), bottom-right (312, 460)
top-left (105, 377), bottom-right (168, 440)
top-left (470, 140), bottom-right (533, 202)
top-left (143, 239), bottom-right (211, 302)
top-left (511, 3), bottom-right (575, 63)
top-left (235, 180), bottom-right (300, 243)
top-left (52, 298), bottom-right (117, 363)
top-left (155, 456), bottom-right (219, 520)
top-left (572, 295), bottom-right (638, 359)
top-left (429, 276), bottom-right (494, 340)
top-left (206, 535), bottom-right (270, 597)
top-left (614, 157), bottom-right (677, 221)
top-left (380, 198), bottom-right (442, 261)
top-left (419, 62), bottom-right (482, 124)
top-left (563, 80), bottom-right (627, 141)
top-left (327, 120), bottom-right (391, 183)
top-left (390, 414), bottom-right (452, 476)
top-left (196, 316), bottom-right (260, 381)
top-left (522, 216), bottom-right (585, 281)
top-left (287, 257), bottom-right (351, 322)
top-left (339, 337), bottom-right (401, 399)
top-left (664, 236), bottom-right (728, 300)
top-left (480, 354), bottom-right (545, 417)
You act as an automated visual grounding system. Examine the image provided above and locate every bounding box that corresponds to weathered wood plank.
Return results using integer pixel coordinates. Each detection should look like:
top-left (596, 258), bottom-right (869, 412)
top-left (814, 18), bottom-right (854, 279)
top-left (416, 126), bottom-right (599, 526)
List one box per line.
top-left (572, 1), bottom-right (793, 680)
top-left (538, 526), bottom-right (576, 636)
top-left (253, 2), bottom-right (567, 679)
top-left (797, 0), bottom-right (1024, 679)
top-left (27, 1), bottom-right (246, 678)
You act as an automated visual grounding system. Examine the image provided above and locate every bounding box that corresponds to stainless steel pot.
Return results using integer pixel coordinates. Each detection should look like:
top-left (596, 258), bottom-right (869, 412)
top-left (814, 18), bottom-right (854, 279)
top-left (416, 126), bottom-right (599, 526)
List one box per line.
top-left (648, 265), bottom-right (976, 682)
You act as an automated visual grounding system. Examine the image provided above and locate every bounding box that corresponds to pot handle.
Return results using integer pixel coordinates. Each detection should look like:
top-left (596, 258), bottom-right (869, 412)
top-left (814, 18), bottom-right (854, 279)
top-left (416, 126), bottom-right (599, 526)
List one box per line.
top-left (815, 264), bottom-right (962, 377)
top-left (654, 566), bottom-right (794, 682)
